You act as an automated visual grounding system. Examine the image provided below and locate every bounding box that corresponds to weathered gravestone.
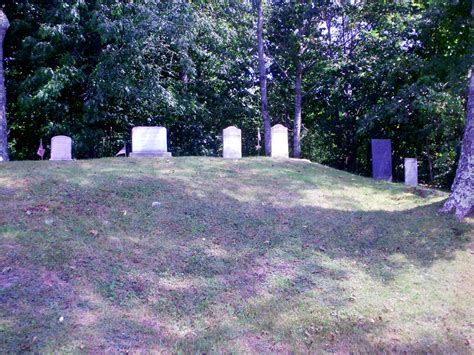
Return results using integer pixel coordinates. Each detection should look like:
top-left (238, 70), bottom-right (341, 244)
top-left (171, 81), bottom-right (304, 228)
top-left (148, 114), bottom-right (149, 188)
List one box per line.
top-left (50, 135), bottom-right (72, 161)
top-left (371, 139), bottom-right (392, 181)
top-left (129, 126), bottom-right (171, 157)
top-left (404, 158), bottom-right (418, 187)
top-left (223, 126), bottom-right (242, 159)
top-left (271, 124), bottom-right (289, 158)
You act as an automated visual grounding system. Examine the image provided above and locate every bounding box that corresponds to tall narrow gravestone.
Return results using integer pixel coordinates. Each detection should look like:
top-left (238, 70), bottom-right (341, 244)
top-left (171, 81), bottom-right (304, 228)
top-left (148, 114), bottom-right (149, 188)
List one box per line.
top-left (371, 139), bottom-right (392, 181)
top-left (223, 126), bottom-right (242, 159)
top-left (130, 126), bottom-right (171, 157)
top-left (404, 158), bottom-right (418, 187)
top-left (271, 124), bottom-right (289, 158)
top-left (50, 135), bottom-right (72, 161)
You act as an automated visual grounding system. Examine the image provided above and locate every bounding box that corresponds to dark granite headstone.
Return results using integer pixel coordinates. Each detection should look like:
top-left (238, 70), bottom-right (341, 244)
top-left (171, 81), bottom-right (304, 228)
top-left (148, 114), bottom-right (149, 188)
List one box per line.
top-left (371, 139), bottom-right (392, 181)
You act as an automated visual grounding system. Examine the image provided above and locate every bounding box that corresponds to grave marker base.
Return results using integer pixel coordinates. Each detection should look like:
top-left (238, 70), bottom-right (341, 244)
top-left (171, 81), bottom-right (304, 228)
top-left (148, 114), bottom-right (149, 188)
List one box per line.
top-left (129, 151), bottom-right (172, 158)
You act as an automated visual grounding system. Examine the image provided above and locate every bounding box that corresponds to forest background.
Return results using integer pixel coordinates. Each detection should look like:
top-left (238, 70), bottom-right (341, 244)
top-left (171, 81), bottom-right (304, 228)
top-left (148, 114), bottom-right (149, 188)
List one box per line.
top-left (2, 0), bottom-right (472, 188)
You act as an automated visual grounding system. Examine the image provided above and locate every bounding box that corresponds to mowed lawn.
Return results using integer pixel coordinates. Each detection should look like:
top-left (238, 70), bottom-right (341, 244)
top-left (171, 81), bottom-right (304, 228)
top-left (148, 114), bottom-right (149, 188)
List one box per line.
top-left (0, 157), bottom-right (473, 353)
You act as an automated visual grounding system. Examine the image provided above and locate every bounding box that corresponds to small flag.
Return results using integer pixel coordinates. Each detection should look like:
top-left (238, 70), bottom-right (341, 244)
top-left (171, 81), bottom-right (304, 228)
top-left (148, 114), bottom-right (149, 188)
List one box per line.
top-left (37, 139), bottom-right (45, 160)
top-left (115, 144), bottom-right (126, 156)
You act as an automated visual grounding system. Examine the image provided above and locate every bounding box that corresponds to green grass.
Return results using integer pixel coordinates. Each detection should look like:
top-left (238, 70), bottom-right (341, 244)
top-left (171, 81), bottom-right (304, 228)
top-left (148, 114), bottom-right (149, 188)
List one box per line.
top-left (0, 157), bottom-right (473, 353)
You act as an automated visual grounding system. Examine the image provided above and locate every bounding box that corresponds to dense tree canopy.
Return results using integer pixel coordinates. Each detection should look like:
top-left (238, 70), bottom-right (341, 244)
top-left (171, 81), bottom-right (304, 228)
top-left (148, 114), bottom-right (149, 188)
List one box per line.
top-left (2, 0), bottom-right (472, 188)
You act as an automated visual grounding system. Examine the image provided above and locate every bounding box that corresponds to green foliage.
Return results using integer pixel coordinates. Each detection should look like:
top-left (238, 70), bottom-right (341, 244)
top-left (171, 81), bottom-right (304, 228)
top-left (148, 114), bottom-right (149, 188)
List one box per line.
top-left (2, 0), bottom-right (471, 187)
top-left (293, 0), bottom-right (471, 187)
top-left (4, 0), bottom-right (258, 159)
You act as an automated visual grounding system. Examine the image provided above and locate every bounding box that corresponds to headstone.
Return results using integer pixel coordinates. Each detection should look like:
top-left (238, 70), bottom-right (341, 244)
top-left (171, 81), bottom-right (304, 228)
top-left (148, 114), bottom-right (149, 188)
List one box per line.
top-left (404, 158), bottom-right (418, 187)
top-left (129, 126), bottom-right (172, 157)
top-left (371, 139), bottom-right (392, 181)
top-left (223, 126), bottom-right (242, 159)
top-left (50, 135), bottom-right (72, 161)
top-left (271, 124), bottom-right (289, 158)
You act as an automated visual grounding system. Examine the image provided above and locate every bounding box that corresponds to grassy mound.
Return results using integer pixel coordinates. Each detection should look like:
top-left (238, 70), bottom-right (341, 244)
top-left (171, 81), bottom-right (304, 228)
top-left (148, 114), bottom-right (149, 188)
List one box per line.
top-left (1, 157), bottom-right (472, 352)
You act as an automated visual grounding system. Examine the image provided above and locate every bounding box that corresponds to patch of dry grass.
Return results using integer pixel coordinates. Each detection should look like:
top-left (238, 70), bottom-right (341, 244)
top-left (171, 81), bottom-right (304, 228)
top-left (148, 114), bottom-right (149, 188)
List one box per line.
top-left (0, 157), bottom-right (473, 352)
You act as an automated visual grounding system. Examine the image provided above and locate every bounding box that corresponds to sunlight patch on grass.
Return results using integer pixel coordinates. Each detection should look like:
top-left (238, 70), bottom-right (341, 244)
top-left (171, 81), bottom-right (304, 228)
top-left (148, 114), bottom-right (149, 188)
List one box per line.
top-left (0, 157), bottom-right (472, 352)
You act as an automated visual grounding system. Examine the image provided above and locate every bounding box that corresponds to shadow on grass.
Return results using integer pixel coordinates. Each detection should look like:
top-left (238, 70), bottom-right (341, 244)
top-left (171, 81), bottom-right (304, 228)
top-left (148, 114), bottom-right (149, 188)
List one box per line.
top-left (0, 158), bottom-right (472, 352)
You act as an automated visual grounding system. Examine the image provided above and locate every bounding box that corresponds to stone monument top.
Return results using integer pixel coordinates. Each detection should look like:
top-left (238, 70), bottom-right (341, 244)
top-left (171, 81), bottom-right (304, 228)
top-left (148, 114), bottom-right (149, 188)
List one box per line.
top-left (404, 158), bottom-right (418, 187)
top-left (271, 124), bottom-right (289, 158)
top-left (50, 135), bottom-right (72, 161)
top-left (130, 126), bottom-right (171, 157)
top-left (223, 126), bottom-right (242, 159)
top-left (371, 139), bottom-right (392, 181)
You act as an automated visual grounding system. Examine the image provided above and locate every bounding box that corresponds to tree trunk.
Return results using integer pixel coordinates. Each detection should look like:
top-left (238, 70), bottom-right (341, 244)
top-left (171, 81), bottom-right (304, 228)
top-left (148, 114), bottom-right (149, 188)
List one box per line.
top-left (257, 0), bottom-right (271, 156)
top-left (428, 154), bottom-right (433, 184)
top-left (440, 66), bottom-right (474, 220)
top-left (293, 61), bottom-right (303, 158)
top-left (426, 143), bottom-right (434, 184)
top-left (0, 10), bottom-right (9, 162)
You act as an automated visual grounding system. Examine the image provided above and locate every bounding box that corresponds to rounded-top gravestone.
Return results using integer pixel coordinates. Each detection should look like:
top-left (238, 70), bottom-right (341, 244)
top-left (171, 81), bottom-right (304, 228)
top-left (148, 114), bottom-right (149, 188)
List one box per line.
top-left (271, 124), bottom-right (289, 158)
top-left (223, 126), bottom-right (242, 159)
top-left (50, 135), bottom-right (72, 161)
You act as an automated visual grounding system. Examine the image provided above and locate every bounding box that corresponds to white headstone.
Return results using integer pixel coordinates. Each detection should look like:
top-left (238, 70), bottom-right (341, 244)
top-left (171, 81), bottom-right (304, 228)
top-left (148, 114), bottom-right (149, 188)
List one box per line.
top-left (271, 124), bottom-right (289, 158)
top-left (404, 158), bottom-right (418, 187)
top-left (50, 135), bottom-right (72, 161)
top-left (130, 126), bottom-right (171, 157)
top-left (223, 126), bottom-right (242, 159)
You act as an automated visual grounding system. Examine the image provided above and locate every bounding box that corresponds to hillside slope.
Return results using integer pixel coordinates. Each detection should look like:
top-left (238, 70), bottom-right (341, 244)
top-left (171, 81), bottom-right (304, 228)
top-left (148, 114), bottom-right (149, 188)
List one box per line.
top-left (1, 157), bottom-right (473, 352)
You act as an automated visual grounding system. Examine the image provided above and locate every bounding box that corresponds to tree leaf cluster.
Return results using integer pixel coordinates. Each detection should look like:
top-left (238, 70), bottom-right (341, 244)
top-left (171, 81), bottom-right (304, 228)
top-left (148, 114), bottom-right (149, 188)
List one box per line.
top-left (3, 0), bottom-right (471, 187)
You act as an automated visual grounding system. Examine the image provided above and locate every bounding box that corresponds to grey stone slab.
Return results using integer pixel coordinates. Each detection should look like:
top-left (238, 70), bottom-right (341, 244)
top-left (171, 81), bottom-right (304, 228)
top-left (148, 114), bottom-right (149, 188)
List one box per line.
top-left (131, 126), bottom-right (171, 157)
top-left (404, 158), bottom-right (418, 187)
top-left (50, 135), bottom-right (72, 161)
top-left (271, 124), bottom-right (289, 158)
top-left (371, 139), bottom-right (392, 181)
top-left (223, 126), bottom-right (242, 159)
